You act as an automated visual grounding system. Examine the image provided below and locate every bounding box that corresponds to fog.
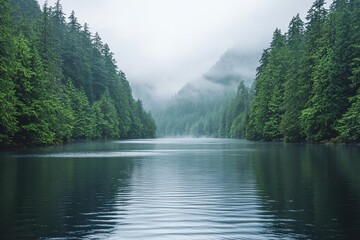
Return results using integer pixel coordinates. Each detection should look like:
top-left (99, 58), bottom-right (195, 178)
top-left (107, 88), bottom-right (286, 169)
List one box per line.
top-left (39, 0), bottom-right (319, 103)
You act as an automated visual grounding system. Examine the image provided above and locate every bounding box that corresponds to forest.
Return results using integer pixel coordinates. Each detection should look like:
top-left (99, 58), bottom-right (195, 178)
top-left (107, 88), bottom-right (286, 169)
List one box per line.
top-left (0, 0), bottom-right (156, 147)
top-left (245, 0), bottom-right (360, 143)
top-left (158, 0), bottom-right (360, 143)
top-left (155, 49), bottom-right (255, 138)
top-left (2, 0), bottom-right (359, 146)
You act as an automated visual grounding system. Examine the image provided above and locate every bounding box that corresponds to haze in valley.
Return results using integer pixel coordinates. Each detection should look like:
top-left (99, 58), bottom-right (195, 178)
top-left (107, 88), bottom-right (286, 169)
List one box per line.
top-left (39, 0), bottom-right (320, 109)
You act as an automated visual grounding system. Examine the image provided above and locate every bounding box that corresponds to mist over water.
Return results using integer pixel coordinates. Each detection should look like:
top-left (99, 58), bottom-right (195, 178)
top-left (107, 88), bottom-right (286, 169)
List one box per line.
top-left (1, 139), bottom-right (360, 239)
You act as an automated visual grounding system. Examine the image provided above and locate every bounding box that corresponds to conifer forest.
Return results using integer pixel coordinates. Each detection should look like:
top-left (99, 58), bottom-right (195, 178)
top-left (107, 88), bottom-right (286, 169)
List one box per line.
top-left (157, 0), bottom-right (360, 144)
top-left (1, 0), bottom-right (360, 146)
top-left (0, 0), bottom-right (156, 147)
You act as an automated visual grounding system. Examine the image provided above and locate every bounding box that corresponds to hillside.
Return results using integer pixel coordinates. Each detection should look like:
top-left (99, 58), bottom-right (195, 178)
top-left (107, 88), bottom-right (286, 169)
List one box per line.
top-left (0, 0), bottom-right (156, 147)
top-left (155, 48), bottom-right (259, 137)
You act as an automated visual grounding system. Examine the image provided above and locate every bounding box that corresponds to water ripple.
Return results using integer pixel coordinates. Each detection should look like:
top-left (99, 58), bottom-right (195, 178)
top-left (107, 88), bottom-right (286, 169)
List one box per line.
top-left (2, 138), bottom-right (358, 239)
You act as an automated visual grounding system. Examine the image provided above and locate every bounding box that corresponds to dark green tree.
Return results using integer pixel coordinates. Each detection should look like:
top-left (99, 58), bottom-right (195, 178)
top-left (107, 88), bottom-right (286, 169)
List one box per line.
top-left (247, 29), bottom-right (287, 140)
top-left (301, 0), bottom-right (353, 142)
top-left (281, 14), bottom-right (306, 142)
top-left (93, 89), bottom-right (119, 139)
top-left (0, 0), bottom-right (18, 145)
top-left (0, 0), bottom-right (156, 148)
top-left (65, 81), bottom-right (95, 139)
top-left (335, 0), bottom-right (360, 142)
top-left (12, 36), bottom-right (73, 146)
top-left (228, 82), bottom-right (250, 138)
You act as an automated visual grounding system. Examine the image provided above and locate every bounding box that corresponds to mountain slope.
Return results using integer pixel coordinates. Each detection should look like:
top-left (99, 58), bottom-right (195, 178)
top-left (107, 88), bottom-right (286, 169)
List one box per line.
top-left (155, 48), bottom-right (259, 137)
top-left (0, 0), bottom-right (156, 147)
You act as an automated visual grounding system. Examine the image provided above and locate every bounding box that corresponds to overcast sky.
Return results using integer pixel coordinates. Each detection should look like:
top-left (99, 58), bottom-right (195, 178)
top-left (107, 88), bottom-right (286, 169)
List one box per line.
top-left (39, 0), bottom-right (319, 100)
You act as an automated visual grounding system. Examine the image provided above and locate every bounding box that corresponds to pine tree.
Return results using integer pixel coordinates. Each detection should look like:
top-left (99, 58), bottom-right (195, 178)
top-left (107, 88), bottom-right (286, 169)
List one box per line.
top-left (335, 0), bottom-right (360, 142)
top-left (228, 82), bottom-right (250, 138)
top-left (281, 14), bottom-right (306, 142)
top-left (65, 81), bottom-right (95, 139)
top-left (263, 29), bottom-right (287, 140)
top-left (93, 89), bottom-right (119, 139)
top-left (246, 49), bottom-right (271, 140)
top-left (301, 0), bottom-right (354, 142)
top-left (38, 1), bottom-right (63, 80)
top-left (0, 0), bottom-right (18, 145)
top-left (1, 0), bottom-right (156, 147)
top-left (247, 29), bottom-right (287, 140)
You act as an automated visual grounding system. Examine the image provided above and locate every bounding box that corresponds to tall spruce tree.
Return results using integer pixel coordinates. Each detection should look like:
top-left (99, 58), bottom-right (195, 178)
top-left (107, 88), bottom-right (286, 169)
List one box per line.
top-left (0, 0), bottom-right (156, 147)
top-left (281, 14), bottom-right (306, 142)
top-left (0, 0), bottom-right (18, 145)
top-left (335, 0), bottom-right (360, 142)
top-left (246, 49), bottom-right (270, 140)
top-left (246, 29), bottom-right (287, 140)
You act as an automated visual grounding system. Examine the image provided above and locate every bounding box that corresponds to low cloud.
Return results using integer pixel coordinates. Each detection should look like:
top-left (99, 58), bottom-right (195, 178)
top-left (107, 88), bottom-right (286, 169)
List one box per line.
top-left (40, 0), bottom-right (318, 101)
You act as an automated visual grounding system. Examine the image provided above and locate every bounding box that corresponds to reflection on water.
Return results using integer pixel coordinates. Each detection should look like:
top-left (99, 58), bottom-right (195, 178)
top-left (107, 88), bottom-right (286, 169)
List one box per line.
top-left (0, 139), bottom-right (360, 239)
top-left (252, 143), bottom-right (360, 239)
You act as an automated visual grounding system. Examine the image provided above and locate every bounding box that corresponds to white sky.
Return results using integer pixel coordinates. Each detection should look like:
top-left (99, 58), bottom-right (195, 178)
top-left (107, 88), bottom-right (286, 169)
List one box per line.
top-left (38, 0), bottom-right (320, 100)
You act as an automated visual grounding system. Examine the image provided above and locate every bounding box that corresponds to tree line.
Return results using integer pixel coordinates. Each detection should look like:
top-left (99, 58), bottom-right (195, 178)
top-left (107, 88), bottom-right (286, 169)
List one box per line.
top-left (155, 49), bottom-right (254, 138)
top-left (156, 91), bottom-right (231, 137)
top-left (225, 0), bottom-right (360, 143)
top-left (0, 0), bottom-right (156, 147)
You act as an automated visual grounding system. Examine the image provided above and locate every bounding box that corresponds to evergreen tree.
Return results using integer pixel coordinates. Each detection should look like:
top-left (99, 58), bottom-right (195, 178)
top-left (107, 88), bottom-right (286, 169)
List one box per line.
top-left (246, 0), bottom-right (360, 143)
top-left (301, 0), bottom-right (353, 142)
top-left (335, 0), bottom-right (360, 142)
top-left (93, 89), bottom-right (119, 139)
top-left (262, 29), bottom-right (287, 140)
top-left (246, 49), bottom-right (271, 140)
top-left (0, 0), bottom-right (18, 145)
top-left (12, 35), bottom-right (72, 146)
top-left (281, 14), bottom-right (306, 142)
top-left (38, 1), bottom-right (63, 80)
top-left (65, 81), bottom-right (95, 139)
top-left (0, 0), bottom-right (156, 147)
top-left (247, 29), bottom-right (287, 140)
top-left (228, 82), bottom-right (250, 138)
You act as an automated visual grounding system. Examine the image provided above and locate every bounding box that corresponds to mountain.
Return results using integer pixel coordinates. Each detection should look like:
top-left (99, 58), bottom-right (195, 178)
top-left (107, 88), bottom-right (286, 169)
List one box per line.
top-left (204, 48), bottom-right (258, 87)
top-left (155, 48), bottom-right (260, 137)
top-left (176, 48), bottom-right (258, 100)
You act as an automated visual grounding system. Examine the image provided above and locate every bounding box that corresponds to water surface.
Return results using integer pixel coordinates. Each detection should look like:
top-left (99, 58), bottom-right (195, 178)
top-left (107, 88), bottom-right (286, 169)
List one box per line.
top-left (1, 138), bottom-right (360, 239)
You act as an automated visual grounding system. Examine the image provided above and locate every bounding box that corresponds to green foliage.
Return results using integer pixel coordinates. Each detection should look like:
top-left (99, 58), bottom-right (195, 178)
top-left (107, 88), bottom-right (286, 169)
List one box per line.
top-left (247, 29), bottom-right (287, 141)
top-left (156, 94), bottom-right (227, 137)
top-left (12, 35), bottom-right (53, 146)
top-left (0, 0), bottom-right (156, 148)
top-left (65, 82), bottom-right (94, 139)
top-left (155, 48), bottom-right (256, 138)
top-left (246, 0), bottom-right (360, 143)
top-left (336, 41), bottom-right (360, 142)
top-left (0, 0), bottom-right (18, 145)
top-left (221, 81), bottom-right (251, 138)
top-left (12, 35), bottom-right (74, 146)
top-left (335, 91), bottom-right (360, 142)
top-left (280, 15), bottom-right (306, 142)
top-left (93, 90), bottom-right (119, 139)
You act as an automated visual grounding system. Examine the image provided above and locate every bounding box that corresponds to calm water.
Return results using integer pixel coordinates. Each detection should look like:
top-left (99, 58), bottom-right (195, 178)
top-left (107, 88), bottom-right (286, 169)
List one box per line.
top-left (1, 138), bottom-right (360, 239)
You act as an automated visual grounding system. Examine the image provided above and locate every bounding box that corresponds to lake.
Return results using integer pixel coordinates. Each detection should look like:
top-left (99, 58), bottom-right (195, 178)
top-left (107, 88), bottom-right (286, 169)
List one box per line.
top-left (1, 138), bottom-right (360, 239)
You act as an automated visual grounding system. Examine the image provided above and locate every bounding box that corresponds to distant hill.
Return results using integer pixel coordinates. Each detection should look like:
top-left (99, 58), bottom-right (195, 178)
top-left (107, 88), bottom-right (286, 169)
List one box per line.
top-left (155, 48), bottom-right (260, 137)
top-left (204, 48), bottom-right (258, 87)
top-left (177, 48), bottom-right (258, 100)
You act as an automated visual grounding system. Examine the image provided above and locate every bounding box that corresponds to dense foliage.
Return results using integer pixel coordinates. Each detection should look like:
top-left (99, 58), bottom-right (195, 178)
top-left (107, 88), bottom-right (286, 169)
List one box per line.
top-left (234, 0), bottom-right (360, 143)
top-left (157, 0), bottom-right (360, 143)
top-left (0, 0), bottom-right (156, 147)
top-left (156, 90), bottom-right (228, 137)
top-left (156, 81), bottom-right (252, 138)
